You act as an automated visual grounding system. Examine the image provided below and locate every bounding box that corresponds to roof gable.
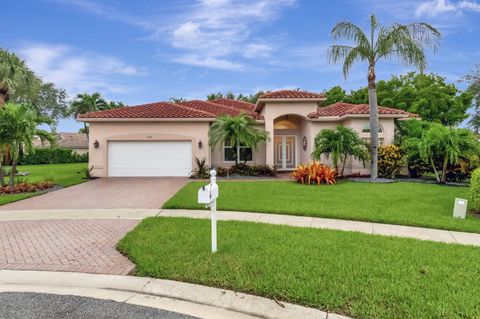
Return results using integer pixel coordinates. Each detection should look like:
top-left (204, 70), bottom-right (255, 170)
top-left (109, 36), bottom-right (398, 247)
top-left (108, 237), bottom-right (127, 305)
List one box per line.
top-left (308, 102), bottom-right (418, 119)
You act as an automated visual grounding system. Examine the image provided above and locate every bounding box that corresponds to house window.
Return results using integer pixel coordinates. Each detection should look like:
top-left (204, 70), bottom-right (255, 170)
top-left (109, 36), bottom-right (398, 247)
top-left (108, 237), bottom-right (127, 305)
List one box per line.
top-left (362, 123), bottom-right (384, 133)
top-left (362, 138), bottom-right (385, 145)
top-left (224, 141), bottom-right (252, 162)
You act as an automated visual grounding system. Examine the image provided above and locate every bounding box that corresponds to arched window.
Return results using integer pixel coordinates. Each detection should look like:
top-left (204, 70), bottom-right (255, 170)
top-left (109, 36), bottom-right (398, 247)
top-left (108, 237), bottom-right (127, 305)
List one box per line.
top-left (274, 120), bottom-right (297, 129)
top-left (362, 123), bottom-right (383, 133)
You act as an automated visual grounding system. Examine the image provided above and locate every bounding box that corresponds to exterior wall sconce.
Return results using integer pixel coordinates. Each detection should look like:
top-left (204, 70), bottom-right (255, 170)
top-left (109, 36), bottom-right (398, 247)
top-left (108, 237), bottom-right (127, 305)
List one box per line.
top-left (93, 140), bottom-right (100, 149)
top-left (302, 136), bottom-right (307, 151)
top-left (198, 140), bottom-right (203, 149)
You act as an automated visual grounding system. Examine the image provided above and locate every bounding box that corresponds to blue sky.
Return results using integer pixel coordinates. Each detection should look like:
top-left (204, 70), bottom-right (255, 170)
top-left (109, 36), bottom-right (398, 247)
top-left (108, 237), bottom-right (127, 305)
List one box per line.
top-left (2, 0), bottom-right (480, 131)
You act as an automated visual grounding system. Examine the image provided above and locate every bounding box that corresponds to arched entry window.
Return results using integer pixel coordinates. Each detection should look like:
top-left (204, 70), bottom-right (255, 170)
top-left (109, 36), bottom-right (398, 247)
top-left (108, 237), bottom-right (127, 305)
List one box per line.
top-left (274, 120), bottom-right (297, 129)
top-left (362, 123), bottom-right (383, 133)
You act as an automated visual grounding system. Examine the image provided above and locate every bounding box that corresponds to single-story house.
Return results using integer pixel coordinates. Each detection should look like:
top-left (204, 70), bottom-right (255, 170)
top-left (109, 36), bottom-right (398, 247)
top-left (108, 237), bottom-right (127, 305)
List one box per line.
top-left (32, 132), bottom-right (88, 155)
top-left (78, 90), bottom-right (416, 177)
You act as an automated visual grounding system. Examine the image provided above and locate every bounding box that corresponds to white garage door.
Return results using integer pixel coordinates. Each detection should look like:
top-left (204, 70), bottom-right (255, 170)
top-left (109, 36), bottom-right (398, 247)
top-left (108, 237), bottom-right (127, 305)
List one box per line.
top-left (108, 141), bottom-right (192, 177)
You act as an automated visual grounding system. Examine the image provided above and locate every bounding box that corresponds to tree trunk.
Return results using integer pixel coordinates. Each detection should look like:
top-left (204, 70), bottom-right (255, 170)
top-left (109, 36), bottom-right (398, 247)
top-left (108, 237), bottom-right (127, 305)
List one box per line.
top-left (84, 122), bottom-right (89, 140)
top-left (0, 88), bottom-right (8, 107)
top-left (9, 144), bottom-right (18, 188)
top-left (341, 154), bottom-right (348, 176)
top-left (429, 157), bottom-right (441, 183)
top-left (0, 151), bottom-right (5, 187)
top-left (440, 156), bottom-right (449, 183)
top-left (367, 63), bottom-right (379, 180)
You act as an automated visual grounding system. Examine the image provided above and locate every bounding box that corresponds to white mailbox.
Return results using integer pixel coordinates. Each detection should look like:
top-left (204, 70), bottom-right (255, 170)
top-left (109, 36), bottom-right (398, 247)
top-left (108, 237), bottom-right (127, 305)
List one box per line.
top-left (198, 169), bottom-right (219, 253)
top-left (453, 198), bottom-right (468, 219)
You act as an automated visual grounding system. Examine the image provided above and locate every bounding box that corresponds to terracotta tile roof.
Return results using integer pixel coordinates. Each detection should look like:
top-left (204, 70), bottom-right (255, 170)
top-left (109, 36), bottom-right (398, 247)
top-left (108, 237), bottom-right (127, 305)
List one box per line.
top-left (260, 90), bottom-right (325, 99)
top-left (211, 99), bottom-right (255, 111)
top-left (78, 102), bottom-right (214, 119)
top-left (179, 100), bottom-right (241, 117)
top-left (308, 102), bottom-right (418, 118)
top-left (33, 133), bottom-right (88, 149)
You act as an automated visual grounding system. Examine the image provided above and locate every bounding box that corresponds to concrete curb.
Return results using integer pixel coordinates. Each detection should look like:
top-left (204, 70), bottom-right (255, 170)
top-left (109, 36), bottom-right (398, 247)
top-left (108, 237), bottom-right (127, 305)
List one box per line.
top-left (159, 209), bottom-right (480, 246)
top-left (0, 270), bottom-right (350, 319)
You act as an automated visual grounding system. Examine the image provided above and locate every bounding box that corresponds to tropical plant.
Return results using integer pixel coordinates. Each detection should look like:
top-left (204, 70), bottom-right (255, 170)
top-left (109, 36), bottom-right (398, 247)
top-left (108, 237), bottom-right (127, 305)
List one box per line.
top-left (0, 103), bottom-right (53, 186)
top-left (327, 14), bottom-right (441, 179)
top-left (70, 92), bottom-right (107, 139)
top-left (471, 168), bottom-right (480, 212)
top-left (312, 126), bottom-right (369, 176)
top-left (378, 145), bottom-right (404, 178)
top-left (0, 48), bottom-right (40, 106)
top-left (209, 114), bottom-right (269, 165)
top-left (402, 123), bottom-right (479, 183)
top-left (291, 162), bottom-right (336, 185)
top-left (192, 157), bottom-right (209, 179)
top-left (466, 65), bottom-right (480, 132)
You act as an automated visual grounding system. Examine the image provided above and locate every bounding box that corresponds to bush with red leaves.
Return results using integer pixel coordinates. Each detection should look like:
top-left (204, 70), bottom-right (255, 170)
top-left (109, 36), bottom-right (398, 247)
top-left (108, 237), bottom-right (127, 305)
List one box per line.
top-left (0, 182), bottom-right (55, 194)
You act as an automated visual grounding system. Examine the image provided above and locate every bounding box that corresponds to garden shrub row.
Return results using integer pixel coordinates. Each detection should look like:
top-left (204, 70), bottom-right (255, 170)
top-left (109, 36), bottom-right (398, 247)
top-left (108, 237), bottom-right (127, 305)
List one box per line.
top-left (20, 148), bottom-right (88, 165)
top-left (0, 181), bottom-right (54, 194)
top-left (216, 163), bottom-right (276, 177)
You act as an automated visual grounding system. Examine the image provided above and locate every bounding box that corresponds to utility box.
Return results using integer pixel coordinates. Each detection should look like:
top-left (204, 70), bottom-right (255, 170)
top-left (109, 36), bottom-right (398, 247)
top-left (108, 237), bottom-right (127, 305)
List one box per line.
top-left (453, 198), bottom-right (468, 219)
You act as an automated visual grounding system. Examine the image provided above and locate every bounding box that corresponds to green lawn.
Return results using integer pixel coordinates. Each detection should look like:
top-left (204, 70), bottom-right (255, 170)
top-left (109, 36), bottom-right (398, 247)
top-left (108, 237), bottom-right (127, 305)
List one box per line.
top-left (163, 180), bottom-right (480, 233)
top-left (0, 163), bottom-right (88, 205)
top-left (118, 217), bottom-right (480, 319)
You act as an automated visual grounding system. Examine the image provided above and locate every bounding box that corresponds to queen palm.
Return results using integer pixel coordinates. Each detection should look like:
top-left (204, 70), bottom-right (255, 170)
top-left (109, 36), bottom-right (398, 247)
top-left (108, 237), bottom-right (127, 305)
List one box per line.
top-left (71, 92), bottom-right (107, 139)
top-left (0, 48), bottom-right (40, 106)
top-left (209, 114), bottom-right (269, 165)
top-left (327, 14), bottom-right (441, 180)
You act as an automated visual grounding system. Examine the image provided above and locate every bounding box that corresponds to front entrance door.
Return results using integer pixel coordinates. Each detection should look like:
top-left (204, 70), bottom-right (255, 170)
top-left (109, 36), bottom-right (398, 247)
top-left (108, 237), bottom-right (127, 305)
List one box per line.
top-left (274, 135), bottom-right (296, 170)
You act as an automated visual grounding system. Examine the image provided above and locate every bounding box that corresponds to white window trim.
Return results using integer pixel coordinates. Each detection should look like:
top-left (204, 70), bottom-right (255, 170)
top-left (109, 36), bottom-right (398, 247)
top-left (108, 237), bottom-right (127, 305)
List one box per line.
top-left (222, 143), bottom-right (253, 163)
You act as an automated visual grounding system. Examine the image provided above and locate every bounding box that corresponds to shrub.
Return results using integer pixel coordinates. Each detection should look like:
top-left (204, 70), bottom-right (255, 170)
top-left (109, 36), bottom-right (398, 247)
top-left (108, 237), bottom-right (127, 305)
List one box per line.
top-left (191, 157), bottom-right (209, 179)
top-left (471, 169), bottom-right (480, 211)
top-left (378, 145), bottom-right (404, 178)
top-left (20, 148), bottom-right (88, 165)
top-left (0, 181), bottom-right (54, 194)
top-left (291, 162), bottom-right (336, 185)
top-left (214, 164), bottom-right (276, 177)
top-left (445, 155), bottom-right (480, 183)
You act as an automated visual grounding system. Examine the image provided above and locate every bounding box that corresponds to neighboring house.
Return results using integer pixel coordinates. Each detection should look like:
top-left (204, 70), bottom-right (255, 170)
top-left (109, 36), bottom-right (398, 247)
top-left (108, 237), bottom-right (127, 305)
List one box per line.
top-left (78, 90), bottom-right (416, 177)
top-left (33, 132), bottom-right (89, 155)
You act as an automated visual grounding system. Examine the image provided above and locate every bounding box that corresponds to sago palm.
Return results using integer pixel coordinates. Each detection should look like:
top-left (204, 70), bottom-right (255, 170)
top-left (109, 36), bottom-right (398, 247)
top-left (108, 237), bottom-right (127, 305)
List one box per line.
top-left (71, 92), bottom-right (107, 139)
top-left (209, 114), bottom-right (269, 165)
top-left (327, 14), bottom-right (441, 180)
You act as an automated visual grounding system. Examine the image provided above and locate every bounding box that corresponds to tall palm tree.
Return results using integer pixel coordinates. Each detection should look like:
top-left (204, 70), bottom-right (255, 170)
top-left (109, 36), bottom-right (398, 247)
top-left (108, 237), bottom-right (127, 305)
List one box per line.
top-left (0, 48), bottom-right (40, 106)
top-left (71, 92), bottom-right (107, 139)
top-left (327, 14), bottom-right (441, 180)
top-left (209, 114), bottom-right (269, 165)
top-left (312, 126), bottom-right (369, 176)
top-left (0, 103), bottom-right (53, 186)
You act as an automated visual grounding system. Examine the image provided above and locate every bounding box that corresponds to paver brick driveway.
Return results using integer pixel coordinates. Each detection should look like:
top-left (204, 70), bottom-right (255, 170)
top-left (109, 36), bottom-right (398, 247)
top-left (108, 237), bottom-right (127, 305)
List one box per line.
top-left (0, 177), bottom-right (187, 210)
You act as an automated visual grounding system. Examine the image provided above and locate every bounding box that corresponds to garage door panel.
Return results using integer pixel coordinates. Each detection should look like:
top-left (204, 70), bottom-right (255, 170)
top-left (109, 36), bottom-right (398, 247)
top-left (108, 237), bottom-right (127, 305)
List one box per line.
top-left (108, 141), bottom-right (192, 177)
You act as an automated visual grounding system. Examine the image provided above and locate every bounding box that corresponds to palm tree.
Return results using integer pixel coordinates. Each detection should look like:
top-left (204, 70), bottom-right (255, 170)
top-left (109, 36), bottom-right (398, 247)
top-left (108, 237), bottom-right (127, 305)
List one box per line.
top-left (402, 123), bottom-right (479, 183)
top-left (71, 92), bottom-right (107, 139)
top-left (0, 103), bottom-right (53, 186)
top-left (327, 14), bottom-right (441, 180)
top-left (0, 48), bottom-right (40, 106)
top-left (311, 126), bottom-right (369, 176)
top-left (209, 114), bottom-right (269, 165)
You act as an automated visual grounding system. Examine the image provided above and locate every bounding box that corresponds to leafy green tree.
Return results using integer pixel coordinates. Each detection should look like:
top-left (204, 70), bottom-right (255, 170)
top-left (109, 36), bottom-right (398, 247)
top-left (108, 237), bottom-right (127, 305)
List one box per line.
top-left (209, 114), bottom-right (269, 165)
top-left (320, 86), bottom-right (348, 106)
top-left (401, 123), bottom-right (479, 183)
top-left (466, 65), bottom-right (480, 132)
top-left (0, 103), bottom-right (53, 186)
top-left (311, 126), bottom-right (369, 176)
top-left (0, 48), bottom-right (40, 106)
top-left (207, 91), bottom-right (265, 104)
top-left (327, 14), bottom-right (440, 179)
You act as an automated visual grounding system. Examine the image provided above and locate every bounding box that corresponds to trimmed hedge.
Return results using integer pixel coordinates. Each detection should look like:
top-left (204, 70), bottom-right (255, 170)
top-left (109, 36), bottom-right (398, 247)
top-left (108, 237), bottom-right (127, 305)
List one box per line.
top-left (20, 148), bottom-right (88, 165)
top-left (471, 168), bottom-right (480, 211)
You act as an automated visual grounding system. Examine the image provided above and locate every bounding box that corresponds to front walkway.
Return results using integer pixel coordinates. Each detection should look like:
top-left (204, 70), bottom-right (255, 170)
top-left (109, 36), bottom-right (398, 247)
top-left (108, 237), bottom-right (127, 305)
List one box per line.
top-left (160, 209), bottom-right (480, 246)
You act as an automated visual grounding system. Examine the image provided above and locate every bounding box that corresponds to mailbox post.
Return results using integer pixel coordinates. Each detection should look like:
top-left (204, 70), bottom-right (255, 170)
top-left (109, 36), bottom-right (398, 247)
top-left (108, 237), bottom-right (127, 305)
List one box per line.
top-left (197, 169), bottom-right (219, 253)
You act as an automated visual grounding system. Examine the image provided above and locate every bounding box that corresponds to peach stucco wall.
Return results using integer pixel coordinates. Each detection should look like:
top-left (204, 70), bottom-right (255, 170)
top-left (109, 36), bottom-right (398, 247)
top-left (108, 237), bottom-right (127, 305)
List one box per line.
top-left (87, 121), bottom-right (210, 177)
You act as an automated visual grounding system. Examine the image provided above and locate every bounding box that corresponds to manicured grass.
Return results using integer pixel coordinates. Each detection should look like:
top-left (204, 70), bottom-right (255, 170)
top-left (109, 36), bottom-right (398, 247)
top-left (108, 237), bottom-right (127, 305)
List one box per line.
top-left (163, 180), bottom-right (480, 233)
top-left (0, 163), bottom-right (88, 205)
top-left (119, 217), bottom-right (480, 319)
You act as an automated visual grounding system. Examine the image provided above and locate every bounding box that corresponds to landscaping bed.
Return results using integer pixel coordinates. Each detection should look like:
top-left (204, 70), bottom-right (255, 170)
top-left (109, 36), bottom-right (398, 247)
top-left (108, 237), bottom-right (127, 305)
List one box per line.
top-left (163, 180), bottom-right (480, 233)
top-left (118, 217), bottom-right (480, 319)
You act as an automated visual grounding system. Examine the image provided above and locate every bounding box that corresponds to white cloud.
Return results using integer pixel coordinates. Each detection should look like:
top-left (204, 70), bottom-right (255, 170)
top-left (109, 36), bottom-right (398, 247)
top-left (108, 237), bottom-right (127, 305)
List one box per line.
top-left (415, 0), bottom-right (480, 17)
top-left (19, 43), bottom-right (146, 96)
top-left (172, 54), bottom-right (245, 70)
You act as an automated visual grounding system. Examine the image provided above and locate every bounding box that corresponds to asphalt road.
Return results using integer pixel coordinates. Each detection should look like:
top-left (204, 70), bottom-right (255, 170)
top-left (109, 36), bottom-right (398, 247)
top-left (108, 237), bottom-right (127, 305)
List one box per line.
top-left (0, 292), bottom-right (199, 319)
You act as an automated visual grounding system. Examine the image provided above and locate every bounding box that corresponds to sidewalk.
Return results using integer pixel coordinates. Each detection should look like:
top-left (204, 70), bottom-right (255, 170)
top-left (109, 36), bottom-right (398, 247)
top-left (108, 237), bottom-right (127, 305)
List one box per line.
top-left (0, 270), bottom-right (349, 319)
top-left (160, 209), bottom-right (480, 246)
